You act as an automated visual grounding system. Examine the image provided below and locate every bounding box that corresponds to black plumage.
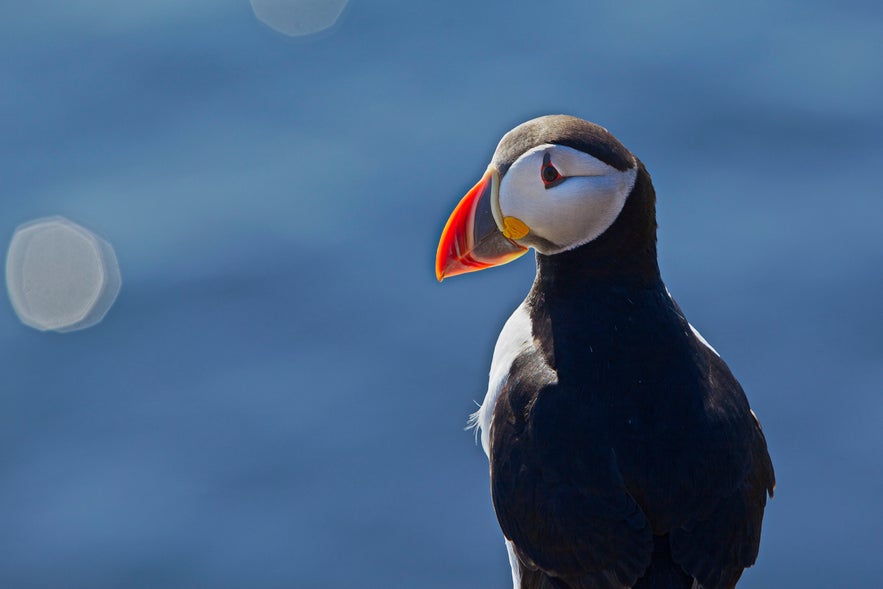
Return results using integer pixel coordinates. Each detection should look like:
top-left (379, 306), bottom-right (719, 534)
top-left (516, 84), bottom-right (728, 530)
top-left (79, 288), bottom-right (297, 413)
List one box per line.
top-left (491, 257), bottom-right (774, 588)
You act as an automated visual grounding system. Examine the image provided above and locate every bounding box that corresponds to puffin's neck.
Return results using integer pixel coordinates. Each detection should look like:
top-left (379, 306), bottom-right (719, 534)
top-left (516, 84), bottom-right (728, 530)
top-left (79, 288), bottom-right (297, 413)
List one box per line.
top-left (533, 161), bottom-right (662, 295)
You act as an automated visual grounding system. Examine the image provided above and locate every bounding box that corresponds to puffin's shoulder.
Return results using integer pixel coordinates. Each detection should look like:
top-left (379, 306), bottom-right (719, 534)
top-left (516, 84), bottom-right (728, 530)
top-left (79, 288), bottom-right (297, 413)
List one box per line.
top-left (473, 300), bottom-right (545, 456)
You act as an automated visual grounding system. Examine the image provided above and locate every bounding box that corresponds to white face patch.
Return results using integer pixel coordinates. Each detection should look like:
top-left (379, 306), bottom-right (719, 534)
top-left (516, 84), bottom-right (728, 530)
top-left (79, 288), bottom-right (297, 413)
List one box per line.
top-left (498, 144), bottom-right (637, 254)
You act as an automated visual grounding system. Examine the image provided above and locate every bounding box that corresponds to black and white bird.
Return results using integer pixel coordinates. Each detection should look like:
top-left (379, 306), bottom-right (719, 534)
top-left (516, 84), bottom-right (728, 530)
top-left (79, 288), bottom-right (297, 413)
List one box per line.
top-left (435, 115), bottom-right (775, 589)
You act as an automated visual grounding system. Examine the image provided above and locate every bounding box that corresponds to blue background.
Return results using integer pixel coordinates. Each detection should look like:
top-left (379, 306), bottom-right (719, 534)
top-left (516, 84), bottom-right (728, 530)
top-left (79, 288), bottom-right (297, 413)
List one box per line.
top-left (1, 1), bottom-right (881, 587)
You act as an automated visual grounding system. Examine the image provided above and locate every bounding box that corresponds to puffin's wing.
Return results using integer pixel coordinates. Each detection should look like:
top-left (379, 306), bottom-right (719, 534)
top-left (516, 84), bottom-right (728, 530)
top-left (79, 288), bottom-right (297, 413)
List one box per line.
top-left (490, 355), bottom-right (654, 589)
top-left (669, 350), bottom-right (776, 589)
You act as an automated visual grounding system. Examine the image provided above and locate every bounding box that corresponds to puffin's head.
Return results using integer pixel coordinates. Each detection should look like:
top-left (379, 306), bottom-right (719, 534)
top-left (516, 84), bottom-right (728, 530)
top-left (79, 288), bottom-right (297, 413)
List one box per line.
top-left (435, 115), bottom-right (644, 281)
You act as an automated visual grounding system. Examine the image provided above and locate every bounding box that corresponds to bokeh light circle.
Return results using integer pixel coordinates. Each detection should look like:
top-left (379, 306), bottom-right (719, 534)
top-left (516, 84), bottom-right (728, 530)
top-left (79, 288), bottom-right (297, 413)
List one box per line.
top-left (6, 216), bottom-right (121, 333)
top-left (250, 0), bottom-right (348, 36)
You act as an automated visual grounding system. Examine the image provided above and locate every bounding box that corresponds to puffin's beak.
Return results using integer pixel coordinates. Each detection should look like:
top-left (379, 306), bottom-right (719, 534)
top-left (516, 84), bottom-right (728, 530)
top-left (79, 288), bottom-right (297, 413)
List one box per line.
top-left (436, 166), bottom-right (528, 281)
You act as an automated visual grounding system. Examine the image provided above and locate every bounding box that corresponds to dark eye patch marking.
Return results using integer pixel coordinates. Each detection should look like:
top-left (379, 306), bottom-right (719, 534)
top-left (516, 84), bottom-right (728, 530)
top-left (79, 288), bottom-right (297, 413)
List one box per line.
top-left (541, 152), bottom-right (565, 189)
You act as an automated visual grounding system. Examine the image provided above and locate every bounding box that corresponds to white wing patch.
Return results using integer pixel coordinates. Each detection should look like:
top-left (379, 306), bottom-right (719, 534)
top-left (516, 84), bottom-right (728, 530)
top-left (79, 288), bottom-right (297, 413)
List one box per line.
top-left (465, 305), bottom-right (533, 589)
top-left (469, 302), bottom-right (534, 456)
top-left (664, 286), bottom-right (720, 358)
top-left (689, 322), bottom-right (720, 357)
top-left (505, 539), bottom-right (523, 588)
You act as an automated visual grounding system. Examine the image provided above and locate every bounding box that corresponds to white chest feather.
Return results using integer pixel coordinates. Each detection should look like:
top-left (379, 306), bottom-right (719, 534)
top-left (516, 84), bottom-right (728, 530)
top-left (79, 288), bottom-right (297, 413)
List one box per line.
top-left (471, 303), bottom-right (534, 456)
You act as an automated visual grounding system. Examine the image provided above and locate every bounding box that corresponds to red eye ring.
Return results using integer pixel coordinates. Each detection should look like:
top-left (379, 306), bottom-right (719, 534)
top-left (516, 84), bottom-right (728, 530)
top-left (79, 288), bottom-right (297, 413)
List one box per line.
top-left (541, 153), bottom-right (564, 188)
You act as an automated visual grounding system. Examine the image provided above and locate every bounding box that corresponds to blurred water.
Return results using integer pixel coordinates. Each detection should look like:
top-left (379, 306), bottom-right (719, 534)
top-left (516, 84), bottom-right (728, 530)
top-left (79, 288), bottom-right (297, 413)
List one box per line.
top-left (0, 1), bottom-right (881, 587)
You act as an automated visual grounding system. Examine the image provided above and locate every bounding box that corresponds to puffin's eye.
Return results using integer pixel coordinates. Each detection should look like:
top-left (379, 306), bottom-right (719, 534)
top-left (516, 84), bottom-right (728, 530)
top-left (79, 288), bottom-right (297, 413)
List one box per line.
top-left (541, 153), bottom-right (564, 188)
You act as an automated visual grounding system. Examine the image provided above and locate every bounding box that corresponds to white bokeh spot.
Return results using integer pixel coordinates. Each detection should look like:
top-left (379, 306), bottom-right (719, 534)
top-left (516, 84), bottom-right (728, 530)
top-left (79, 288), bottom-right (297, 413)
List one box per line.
top-left (250, 0), bottom-right (348, 36)
top-left (6, 217), bottom-right (121, 333)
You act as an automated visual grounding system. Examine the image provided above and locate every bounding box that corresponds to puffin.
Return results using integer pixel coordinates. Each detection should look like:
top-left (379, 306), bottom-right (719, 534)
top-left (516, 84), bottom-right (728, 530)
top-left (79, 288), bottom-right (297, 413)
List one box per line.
top-left (435, 115), bottom-right (775, 589)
